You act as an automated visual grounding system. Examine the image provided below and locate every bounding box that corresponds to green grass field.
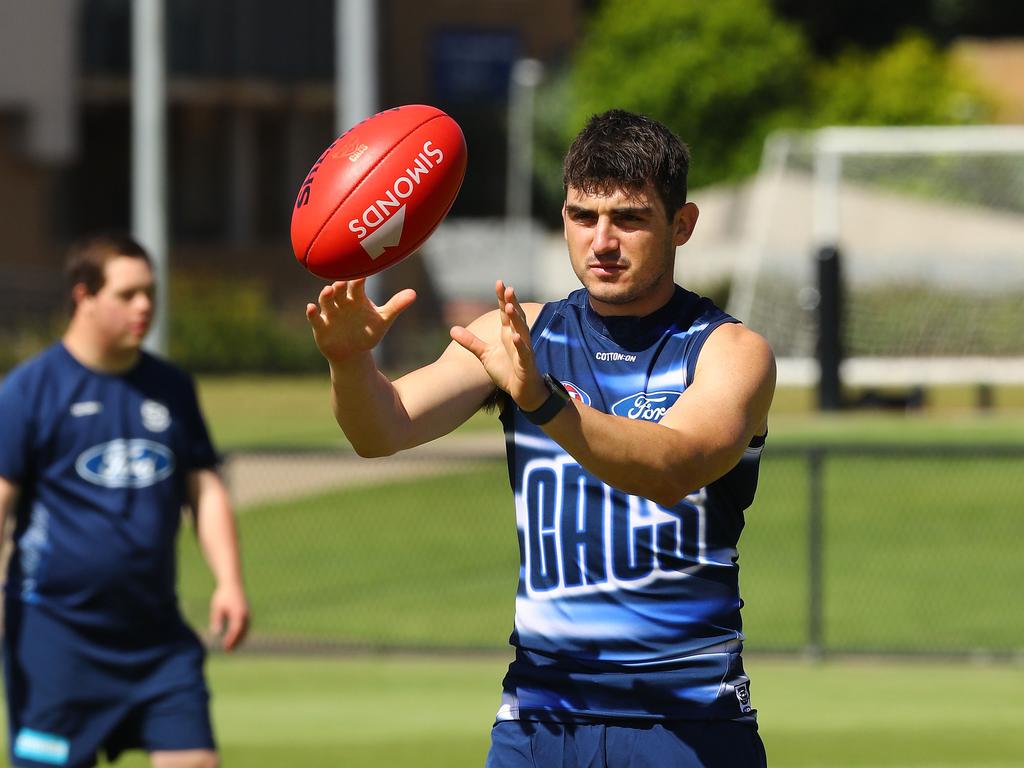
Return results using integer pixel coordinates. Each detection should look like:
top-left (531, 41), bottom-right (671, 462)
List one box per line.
top-left (195, 376), bottom-right (1024, 450)
top-left (177, 452), bottom-right (1024, 654)
top-left (188, 376), bottom-right (1024, 654)
top-left (5, 654), bottom-right (1020, 768)
top-left (10, 378), bottom-right (1024, 766)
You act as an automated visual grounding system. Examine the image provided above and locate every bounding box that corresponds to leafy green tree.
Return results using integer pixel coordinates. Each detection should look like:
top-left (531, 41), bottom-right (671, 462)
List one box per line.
top-left (809, 33), bottom-right (992, 126)
top-left (532, 0), bottom-right (994, 209)
top-left (771, 0), bottom-right (1024, 55)
top-left (555, 0), bottom-right (812, 191)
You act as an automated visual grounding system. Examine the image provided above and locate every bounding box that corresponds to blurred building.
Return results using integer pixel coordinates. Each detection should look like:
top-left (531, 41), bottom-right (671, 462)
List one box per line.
top-left (954, 38), bottom-right (1024, 122)
top-left (0, 0), bottom-right (582, 337)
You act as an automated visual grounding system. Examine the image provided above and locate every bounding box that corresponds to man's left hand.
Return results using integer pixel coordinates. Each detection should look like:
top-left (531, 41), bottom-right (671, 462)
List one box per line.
top-left (450, 280), bottom-right (548, 411)
top-left (209, 583), bottom-right (250, 652)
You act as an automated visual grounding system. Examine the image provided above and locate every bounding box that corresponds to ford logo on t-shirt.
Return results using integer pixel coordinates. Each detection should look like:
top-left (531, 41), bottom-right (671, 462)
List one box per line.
top-left (611, 390), bottom-right (682, 422)
top-left (75, 439), bottom-right (176, 489)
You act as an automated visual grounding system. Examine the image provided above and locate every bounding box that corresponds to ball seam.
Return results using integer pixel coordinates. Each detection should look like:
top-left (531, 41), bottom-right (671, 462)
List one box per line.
top-left (305, 111), bottom-right (450, 273)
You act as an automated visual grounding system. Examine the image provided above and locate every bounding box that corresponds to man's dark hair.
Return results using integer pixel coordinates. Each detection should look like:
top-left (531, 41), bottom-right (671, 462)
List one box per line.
top-left (65, 233), bottom-right (151, 301)
top-left (562, 109), bottom-right (690, 217)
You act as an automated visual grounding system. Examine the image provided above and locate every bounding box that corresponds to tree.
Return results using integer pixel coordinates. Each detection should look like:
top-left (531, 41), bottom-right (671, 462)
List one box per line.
top-left (530, 0), bottom-right (994, 209)
top-left (772, 0), bottom-right (1024, 54)
top-left (562, 0), bottom-right (811, 191)
top-left (809, 33), bottom-right (992, 127)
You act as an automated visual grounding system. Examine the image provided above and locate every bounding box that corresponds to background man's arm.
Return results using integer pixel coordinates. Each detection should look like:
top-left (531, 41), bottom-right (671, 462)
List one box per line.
top-left (0, 475), bottom-right (18, 540)
top-left (187, 468), bottom-right (250, 651)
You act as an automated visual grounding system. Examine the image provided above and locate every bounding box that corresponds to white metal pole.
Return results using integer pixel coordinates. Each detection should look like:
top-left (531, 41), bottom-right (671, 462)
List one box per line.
top-left (336, 0), bottom-right (386, 355)
top-left (132, 0), bottom-right (169, 355)
top-left (506, 59), bottom-right (543, 222)
top-left (726, 132), bottom-right (792, 325)
top-left (813, 145), bottom-right (842, 250)
top-left (506, 58), bottom-right (543, 295)
top-left (338, 0), bottom-right (377, 135)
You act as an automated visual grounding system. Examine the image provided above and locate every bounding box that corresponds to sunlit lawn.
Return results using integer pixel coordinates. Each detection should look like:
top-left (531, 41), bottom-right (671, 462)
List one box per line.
top-left (197, 376), bottom-right (1024, 450)
top-left (4, 655), bottom-right (1019, 768)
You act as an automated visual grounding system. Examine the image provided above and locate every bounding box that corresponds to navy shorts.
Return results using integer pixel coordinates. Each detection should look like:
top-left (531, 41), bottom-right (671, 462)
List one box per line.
top-left (3, 603), bottom-right (215, 768)
top-left (486, 719), bottom-right (768, 768)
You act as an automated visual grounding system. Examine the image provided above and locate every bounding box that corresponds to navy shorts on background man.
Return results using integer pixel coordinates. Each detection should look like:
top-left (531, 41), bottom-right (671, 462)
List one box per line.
top-left (4, 603), bottom-right (214, 768)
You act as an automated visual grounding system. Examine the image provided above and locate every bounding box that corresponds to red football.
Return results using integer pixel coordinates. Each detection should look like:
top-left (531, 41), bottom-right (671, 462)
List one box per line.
top-left (290, 104), bottom-right (467, 280)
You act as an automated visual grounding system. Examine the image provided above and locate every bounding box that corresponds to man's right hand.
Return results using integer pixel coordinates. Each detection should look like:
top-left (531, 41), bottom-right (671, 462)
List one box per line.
top-left (305, 278), bottom-right (417, 363)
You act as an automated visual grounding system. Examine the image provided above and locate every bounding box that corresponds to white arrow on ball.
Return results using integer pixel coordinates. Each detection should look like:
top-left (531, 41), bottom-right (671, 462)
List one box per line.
top-left (359, 206), bottom-right (407, 260)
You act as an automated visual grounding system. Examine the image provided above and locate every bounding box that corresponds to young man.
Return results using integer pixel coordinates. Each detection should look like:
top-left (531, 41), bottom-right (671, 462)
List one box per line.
top-left (307, 109), bottom-right (775, 767)
top-left (0, 235), bottom-right (249, 768)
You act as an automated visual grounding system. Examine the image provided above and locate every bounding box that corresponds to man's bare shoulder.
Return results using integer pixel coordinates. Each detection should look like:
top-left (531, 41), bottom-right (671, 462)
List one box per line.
top-left (700, 322), bottom-right (775, 374)
top-left (693, 323), bottom-right (777, 416)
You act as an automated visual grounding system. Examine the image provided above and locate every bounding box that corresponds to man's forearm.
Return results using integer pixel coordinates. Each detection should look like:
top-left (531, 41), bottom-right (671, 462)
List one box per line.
top-left (198, 509), bottom-right (244, 592)
top-left (194, 476), bottom-right (245, 590)
top-left (540, 403), bottom-right (730, 508)
top-left (328, 352), bottom-right (415, 457)
top-left (0, 476), bottom-right (19, 539)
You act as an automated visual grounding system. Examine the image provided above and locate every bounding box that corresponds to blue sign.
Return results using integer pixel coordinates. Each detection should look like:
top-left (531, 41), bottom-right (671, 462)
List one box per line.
top-left (432, 29), bottom-right (522, 102)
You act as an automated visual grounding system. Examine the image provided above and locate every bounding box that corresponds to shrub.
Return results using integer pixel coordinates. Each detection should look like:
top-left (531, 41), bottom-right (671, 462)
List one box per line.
top-left (169, 272), bottom-right (323, 373)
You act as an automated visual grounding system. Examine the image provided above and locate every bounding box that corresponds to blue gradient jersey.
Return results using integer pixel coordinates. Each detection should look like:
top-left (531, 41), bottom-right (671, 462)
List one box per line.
top-left (497, 286), bottom-right (765, 724)
top-left (0, 343), bottom-right (218, 633)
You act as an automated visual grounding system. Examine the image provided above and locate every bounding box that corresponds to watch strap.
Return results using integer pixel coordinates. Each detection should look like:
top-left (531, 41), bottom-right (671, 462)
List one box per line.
top-left (522, 374), bottom-right (571, 426)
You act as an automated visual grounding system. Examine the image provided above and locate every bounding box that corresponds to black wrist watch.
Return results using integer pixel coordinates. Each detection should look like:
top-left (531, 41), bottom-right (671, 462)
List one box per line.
top-left (521, 374), bottom-right (572, 426)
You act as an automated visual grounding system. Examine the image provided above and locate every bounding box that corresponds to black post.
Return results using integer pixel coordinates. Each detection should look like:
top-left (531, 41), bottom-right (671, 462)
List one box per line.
top-left (807, 448), bottom-right (825, 660)
top-left (802, 450), bottom-right (827, 663)
top-left (816, 245), bottom-right (843, 411)
top-left (976, 383), bottom-right (994, 411)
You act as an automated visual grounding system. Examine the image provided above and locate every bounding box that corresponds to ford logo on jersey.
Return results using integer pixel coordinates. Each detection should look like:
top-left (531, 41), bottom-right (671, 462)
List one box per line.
top-left (76, 439), bottom-right (176, 489)
top-left (611, 390), bottom-right (682, 422)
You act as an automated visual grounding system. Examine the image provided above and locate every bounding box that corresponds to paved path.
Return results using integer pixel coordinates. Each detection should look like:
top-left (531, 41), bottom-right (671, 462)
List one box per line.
top-left (223, 433), bottom-right (506, 509)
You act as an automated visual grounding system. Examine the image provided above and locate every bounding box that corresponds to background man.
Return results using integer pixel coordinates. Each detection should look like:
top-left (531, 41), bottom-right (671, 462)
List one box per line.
top-left (307, 109), bottom-right (775, 767)
top-left (0, 234), bottom-right (249, 768)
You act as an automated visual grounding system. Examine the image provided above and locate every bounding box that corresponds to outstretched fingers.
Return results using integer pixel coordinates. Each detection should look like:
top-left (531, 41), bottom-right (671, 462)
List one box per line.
top-left (306, 282), bottom-right (341, 329)
top-left (346, 278), bottom-right (367, 303)
top-left (495, 280), bottom-right (512, 328)
top-left (500, 284), bottom-right (534, 363)
top-left (503, 285), bottom-right (527, 327)
top-left (450, 325), bottom-right (488, 360)
top-left (305, 301), bottom-right (324, 329)
top-left (379, 288), bottom-right (417, 323)
top-left (317, 281), bottom-right (345, 313)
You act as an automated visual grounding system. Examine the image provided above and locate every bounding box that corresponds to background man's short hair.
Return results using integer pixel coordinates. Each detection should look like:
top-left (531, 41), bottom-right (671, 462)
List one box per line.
top-left (65, 233), bottom-right (151, 298)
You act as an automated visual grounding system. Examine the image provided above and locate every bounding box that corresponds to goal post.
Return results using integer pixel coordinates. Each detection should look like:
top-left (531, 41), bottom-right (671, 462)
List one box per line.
top-left (727, 125), bottom-right (1024, 408)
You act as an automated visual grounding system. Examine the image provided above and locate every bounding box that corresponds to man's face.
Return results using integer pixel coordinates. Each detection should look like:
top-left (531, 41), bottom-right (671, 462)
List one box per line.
top-left (562, 184), bottom-right (698, 316)
top-left (76, 256), bottom-right (155, 353)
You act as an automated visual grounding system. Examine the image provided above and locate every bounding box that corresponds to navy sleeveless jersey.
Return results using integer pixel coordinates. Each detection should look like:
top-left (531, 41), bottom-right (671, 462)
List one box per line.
top-left (0, 343), bottom-right (218, 633)
top-left (497, 286), bottom-right (765, 723)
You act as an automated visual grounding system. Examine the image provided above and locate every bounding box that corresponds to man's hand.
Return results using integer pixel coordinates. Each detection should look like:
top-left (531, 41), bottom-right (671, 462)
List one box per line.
top-left (306, 279), bottom-right (417, 363)
top-left (450, 280), bottom-right (548, 411)
top-left (209, 582), bottom-right (250, 652)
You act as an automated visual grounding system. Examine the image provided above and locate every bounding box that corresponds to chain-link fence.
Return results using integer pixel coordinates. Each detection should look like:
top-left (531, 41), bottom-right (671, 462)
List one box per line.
top-left (740, 445), bottom-right (1024, 658)
top-left (177, 443), bottom-right (1024, 658)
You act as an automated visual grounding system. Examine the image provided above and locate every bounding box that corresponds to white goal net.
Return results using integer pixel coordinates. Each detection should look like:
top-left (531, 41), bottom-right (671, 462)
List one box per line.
top-left (727, 126), bottom-right (1024, 387)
